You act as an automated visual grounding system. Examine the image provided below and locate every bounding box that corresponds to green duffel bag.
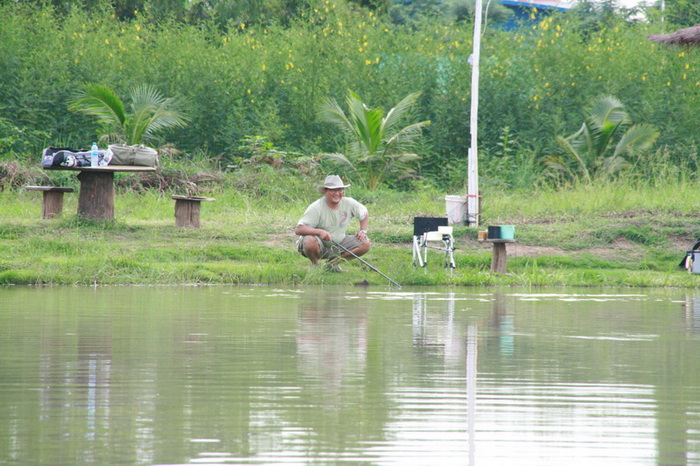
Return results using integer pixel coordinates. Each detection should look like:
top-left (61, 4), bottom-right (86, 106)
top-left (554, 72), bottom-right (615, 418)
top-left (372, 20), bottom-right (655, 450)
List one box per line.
top-left (108, 144), bottom-right (159, 167)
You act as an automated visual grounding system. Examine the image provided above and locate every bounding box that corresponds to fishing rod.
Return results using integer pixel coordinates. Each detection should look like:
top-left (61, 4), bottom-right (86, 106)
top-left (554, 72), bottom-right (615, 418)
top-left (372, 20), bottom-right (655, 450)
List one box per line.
top-left (332, 240), bottom-right (402, 289)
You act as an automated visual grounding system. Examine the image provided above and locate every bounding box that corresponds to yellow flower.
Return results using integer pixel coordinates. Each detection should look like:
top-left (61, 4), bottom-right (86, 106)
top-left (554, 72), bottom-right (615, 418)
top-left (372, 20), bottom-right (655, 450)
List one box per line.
top-left (135, 24), bottom-right (141, 31)
top-left (104, 39), bottom-right (109, 44)
top-left (262, 64), bottom-right (267, 71)
top-left (365, 59), bottom-right (372, 65)
top-left (247, 89), bottom-right (251, 94)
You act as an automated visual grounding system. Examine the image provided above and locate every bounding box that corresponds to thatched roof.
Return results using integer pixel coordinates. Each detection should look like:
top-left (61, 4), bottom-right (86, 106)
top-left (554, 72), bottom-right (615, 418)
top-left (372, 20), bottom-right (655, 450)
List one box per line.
top-left (648, 24), bottom-right (700, 46)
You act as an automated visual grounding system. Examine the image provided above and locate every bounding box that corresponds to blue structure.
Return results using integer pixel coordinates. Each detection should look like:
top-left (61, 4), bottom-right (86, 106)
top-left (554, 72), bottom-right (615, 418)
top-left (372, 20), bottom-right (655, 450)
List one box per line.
top-left (498, 0), bottom-right (574, 29)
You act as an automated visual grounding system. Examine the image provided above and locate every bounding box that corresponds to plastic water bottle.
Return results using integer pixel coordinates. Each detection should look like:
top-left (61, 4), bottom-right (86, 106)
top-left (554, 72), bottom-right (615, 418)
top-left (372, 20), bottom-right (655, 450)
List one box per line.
top-left (90, 142), bottom-right (99, 167)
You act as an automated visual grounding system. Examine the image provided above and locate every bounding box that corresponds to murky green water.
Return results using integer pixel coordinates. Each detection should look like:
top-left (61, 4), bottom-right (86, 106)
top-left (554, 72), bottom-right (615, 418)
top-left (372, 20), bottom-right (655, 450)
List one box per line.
top-left (1, 286), bottom-right (700, 465)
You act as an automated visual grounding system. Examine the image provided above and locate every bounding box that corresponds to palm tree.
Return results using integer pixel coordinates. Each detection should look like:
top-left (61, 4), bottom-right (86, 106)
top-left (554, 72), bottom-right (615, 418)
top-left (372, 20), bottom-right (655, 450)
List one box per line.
top-left (318, 90), bottom-right (430, 190)
top-left (68, 83), bottom-right (189, 146)
top-left (549, 94), bottom-right (659, 183)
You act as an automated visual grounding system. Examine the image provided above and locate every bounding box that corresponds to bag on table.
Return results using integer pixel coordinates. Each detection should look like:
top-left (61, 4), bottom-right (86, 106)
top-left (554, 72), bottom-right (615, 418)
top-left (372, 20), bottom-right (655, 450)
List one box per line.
top-left (41, 146), bottom-right (112, 168)
top-left (108, 144), bottom-right (159, 168)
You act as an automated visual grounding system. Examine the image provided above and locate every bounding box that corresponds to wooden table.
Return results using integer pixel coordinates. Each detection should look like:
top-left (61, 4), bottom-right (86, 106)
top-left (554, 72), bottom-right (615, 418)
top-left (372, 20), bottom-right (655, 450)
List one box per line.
top-left (45, 165), bottom-right (156, 221)
top-left (485, 239), bottom-right (516, 274)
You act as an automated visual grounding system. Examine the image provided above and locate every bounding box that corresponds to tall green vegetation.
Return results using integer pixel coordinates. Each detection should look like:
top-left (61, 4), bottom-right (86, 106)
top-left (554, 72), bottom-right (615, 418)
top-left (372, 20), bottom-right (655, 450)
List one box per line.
top-left (0, 1), bottom-right (699, 191)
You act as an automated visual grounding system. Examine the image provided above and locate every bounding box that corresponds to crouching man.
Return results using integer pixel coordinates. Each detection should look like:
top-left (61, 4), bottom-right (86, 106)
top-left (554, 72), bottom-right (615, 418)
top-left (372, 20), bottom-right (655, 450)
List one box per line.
top-left (294, 175), bottom-right (370, 273)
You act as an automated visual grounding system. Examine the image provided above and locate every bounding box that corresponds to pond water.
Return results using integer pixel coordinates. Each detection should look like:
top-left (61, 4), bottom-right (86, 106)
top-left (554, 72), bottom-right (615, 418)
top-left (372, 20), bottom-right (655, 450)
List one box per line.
top-left (1, 285), bottom-right (700, 465)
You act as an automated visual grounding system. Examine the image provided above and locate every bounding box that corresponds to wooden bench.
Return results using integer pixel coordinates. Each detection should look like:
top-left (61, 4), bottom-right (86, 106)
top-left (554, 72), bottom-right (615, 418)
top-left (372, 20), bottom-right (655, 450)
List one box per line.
top-left (25, 186), bottom-right (75, 219)
top-left (485, 239), bottom-right (516, 274)
top-left (172, 195), bottom-right (216, 228)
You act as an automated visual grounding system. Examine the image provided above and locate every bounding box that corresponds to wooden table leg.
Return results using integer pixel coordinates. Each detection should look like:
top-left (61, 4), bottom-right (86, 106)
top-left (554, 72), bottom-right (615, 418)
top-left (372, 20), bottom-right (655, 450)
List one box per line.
top-left (77, 171), bottom-right (115, 221)
top-left (491, 242), bottom-right (508, 274)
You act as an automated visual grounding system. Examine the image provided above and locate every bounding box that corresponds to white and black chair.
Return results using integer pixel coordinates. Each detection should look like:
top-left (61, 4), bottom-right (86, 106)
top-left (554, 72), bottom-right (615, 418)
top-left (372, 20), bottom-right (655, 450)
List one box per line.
top-left (412, 217), bottom-right (456, 270)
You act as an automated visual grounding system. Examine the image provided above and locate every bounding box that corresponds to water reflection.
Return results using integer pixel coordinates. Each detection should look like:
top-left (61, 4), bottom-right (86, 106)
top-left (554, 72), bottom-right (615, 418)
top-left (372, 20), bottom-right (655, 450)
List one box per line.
top-left (1, 287), bottom-right (700, 465)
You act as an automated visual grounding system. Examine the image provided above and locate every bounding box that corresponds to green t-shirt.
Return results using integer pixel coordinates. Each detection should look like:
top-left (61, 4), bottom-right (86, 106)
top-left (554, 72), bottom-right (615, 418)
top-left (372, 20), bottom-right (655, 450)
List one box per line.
top-left (297, 197), bottom-right (368, 243)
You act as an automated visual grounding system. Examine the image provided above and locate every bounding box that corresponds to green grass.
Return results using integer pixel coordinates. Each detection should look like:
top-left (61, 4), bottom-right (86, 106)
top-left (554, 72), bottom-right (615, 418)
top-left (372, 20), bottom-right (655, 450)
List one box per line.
top-left (3, 176), bottom-right (700, 288)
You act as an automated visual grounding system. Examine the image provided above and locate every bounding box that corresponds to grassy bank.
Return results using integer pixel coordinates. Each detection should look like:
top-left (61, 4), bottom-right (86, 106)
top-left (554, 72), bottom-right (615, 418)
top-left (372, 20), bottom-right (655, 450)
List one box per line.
top-left (2, 174), bottom-right (700, 288)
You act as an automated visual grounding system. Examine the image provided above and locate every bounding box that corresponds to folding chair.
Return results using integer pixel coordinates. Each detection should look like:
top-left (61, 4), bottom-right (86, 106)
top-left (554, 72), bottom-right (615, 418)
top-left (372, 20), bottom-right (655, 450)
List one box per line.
top-left (412, 217), bottom-right (456, 269)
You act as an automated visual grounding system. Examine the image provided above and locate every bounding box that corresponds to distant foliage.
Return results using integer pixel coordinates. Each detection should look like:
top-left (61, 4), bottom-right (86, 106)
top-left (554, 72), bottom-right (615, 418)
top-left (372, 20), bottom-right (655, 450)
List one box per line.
top-left (1, 1), bottom-right (700, 191)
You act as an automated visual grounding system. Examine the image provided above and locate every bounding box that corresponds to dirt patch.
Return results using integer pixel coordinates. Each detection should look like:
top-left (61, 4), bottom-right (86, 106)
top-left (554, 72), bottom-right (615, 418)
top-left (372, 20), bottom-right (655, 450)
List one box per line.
top-left (459, 235), bottom-right (694, 261)
top-left (262, 232), bottom-right (297, 248)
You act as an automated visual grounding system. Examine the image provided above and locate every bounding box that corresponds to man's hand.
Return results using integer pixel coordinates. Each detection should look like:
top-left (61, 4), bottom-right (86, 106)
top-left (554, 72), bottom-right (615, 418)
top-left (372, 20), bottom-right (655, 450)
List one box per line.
top-left (318, 230), bottom-right (333, 242)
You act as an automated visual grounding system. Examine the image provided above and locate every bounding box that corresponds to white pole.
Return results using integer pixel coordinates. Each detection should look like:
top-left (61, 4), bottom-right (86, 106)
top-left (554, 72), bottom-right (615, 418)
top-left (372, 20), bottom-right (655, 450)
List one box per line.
top-left (467, 0), bottom-right (483, 226)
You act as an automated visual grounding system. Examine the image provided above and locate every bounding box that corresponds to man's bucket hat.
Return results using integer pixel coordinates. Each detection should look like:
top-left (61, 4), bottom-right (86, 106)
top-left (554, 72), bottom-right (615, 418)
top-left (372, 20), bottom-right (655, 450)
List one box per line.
top-left (317, 175), bottom-right (351, 194)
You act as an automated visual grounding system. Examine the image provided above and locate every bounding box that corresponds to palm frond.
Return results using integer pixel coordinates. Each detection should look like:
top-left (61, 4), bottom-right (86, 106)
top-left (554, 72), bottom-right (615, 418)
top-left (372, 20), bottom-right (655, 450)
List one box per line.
top-left (126, 86), bottom-right (189, 144)
top-left (613, 123), bottom-right (660, 157)
top-left (382, 92), bottom-right (422, 131)
top-left (601, 155), bottom-right (631, 176)
top-left (318, 97), bottom-right (355, 139)
top-left (384, 121), bottom-right (430, 154)
top-left (588, 94), bottom-right (630, 127)
top-left (555, 134), bottom-right (591, 182)
top-left (322, 152), bottom-right (356, 170)
top-left (68, 83), bottom-right (126, 127)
